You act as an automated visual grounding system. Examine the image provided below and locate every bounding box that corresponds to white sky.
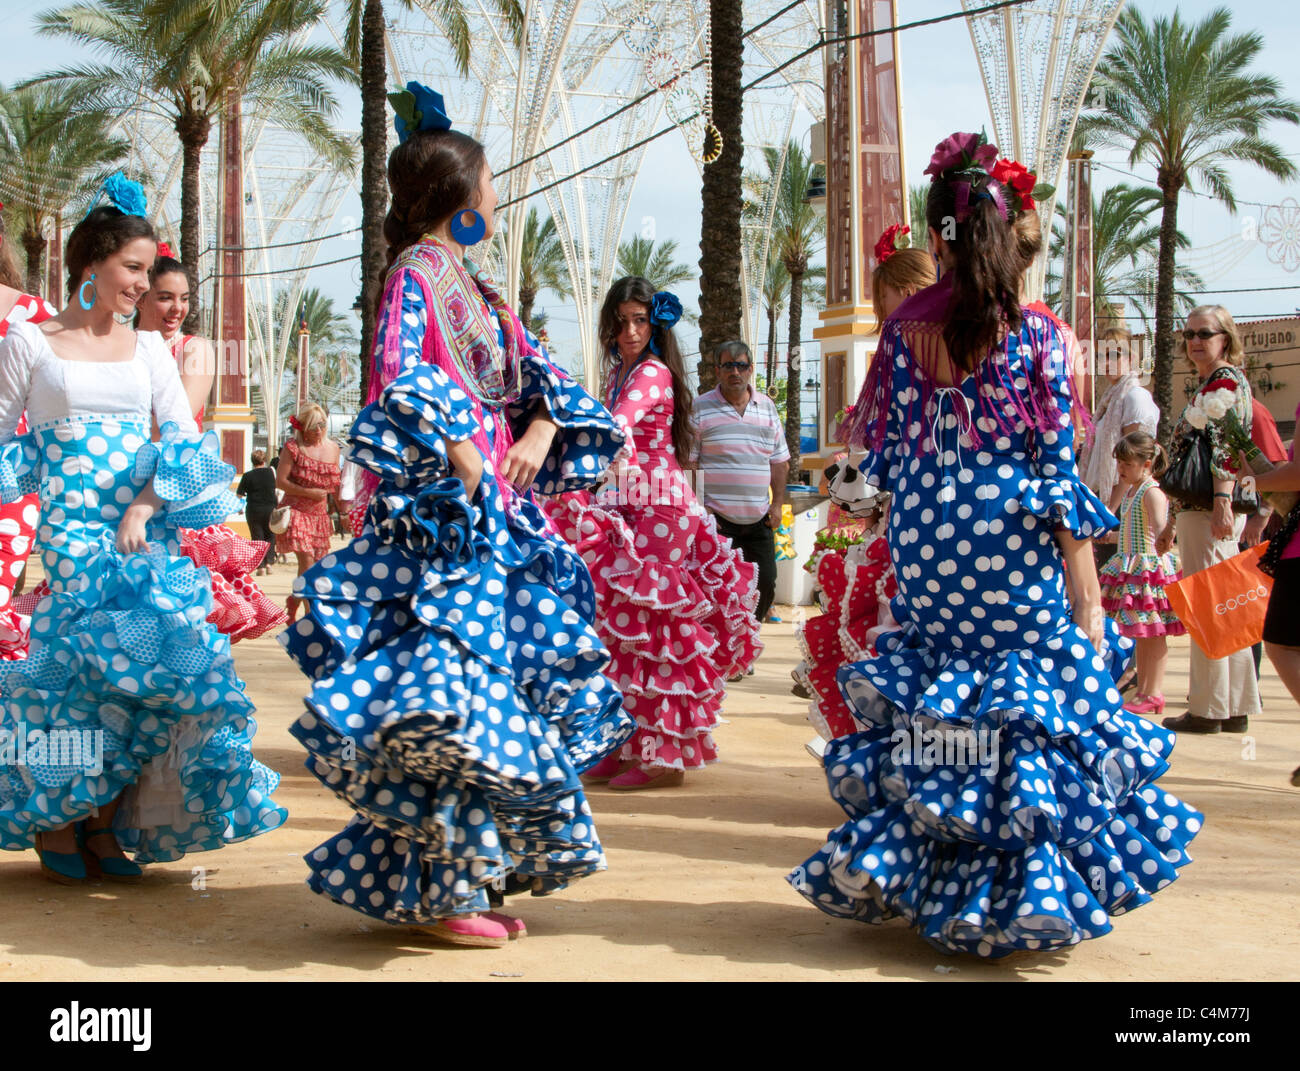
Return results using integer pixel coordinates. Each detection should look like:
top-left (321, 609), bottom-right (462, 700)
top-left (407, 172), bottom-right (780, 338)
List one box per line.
top-left (4, 0), bottom-right (1298, 382)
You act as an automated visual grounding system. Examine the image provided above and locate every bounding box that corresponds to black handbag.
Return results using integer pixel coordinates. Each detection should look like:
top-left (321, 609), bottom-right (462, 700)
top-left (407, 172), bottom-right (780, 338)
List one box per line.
top-left (1160, 429), bottom-right (1259, 514)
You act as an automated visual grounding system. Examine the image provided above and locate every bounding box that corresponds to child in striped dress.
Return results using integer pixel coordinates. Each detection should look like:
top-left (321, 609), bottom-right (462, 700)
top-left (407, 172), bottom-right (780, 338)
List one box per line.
top-left (1099, 432), bottom-right (1186, 716)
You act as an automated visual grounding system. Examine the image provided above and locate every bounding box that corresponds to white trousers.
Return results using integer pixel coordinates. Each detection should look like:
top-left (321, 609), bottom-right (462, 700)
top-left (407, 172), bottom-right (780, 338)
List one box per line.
top-left (1176, 510), bottom-right (1261, 720)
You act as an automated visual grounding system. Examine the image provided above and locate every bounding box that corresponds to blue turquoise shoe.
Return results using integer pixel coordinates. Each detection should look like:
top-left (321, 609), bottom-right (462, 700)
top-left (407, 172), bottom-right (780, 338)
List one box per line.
top-left (80, 826), bottom-right (144, 884)
top-left (33, 831), bottom-right (87, 885)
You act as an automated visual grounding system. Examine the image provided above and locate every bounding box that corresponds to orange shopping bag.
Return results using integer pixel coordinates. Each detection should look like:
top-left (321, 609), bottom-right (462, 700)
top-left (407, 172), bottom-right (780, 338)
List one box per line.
top-left (1164, 543), bottom-right (1273, 660)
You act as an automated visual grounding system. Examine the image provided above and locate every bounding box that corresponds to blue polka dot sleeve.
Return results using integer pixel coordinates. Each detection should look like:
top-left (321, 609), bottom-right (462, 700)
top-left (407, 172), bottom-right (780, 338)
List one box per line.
top-left (0, 437), bottom-right (39, 503)
top-left (350, 359), bottom-right (478, 486)
top-left (132, 421), bottom-right (243, 531)
top-left (1019, 316), bottom-right (1117, 540)
top-left (508, 339), bottom-right (626, 495)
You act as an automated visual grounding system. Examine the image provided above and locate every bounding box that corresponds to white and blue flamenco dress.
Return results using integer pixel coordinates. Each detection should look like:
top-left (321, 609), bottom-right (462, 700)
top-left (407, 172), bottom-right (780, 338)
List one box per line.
top-left (0, 322), bottom-right (286, 861)
top-left (280, 310), bottom-right (635, 924)
top-left (789, 307), bottom-right (1202, 957)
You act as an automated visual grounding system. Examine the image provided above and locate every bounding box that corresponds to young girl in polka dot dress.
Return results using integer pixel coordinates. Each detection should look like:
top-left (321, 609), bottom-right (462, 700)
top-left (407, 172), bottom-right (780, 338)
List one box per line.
top-left (1099, 433), bottom-right (1185, 715)
top-left (279, 89), bottom-right (634, 948)
top-left (0, 183), bottom-right (286, 885)
top-left (788, 132), bottom-right (1201, 958)
top-left (544, 277), bottom-right (761, 790)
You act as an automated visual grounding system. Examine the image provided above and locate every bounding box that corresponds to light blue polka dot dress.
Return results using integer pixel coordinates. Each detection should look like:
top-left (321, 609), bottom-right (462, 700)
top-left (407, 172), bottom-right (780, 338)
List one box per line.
top-left (280, 266), bottom-right (635, 924)
top-left (789, 307), bottom-right (1201, 957)
top-left (0, 323), bottom-right (287, 862)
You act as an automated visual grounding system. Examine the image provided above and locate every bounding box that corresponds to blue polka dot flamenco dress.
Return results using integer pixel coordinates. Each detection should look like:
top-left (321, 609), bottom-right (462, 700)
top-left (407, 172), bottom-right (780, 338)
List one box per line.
top-left (280, 256), bottom-right (635, 926)
top-left (0, 323), bottom-right (286, 864)
top-left (788, 299), bottom-right (1202, 958)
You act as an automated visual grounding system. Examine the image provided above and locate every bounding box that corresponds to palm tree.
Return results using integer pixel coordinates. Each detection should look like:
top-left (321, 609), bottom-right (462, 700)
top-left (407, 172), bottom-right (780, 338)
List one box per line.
top-left (341, 0), bottom-right (522, 405)
top-left (697, 0), bottom-right (745, 394)
top-left (30, 0), bottom-right (357, 333)
top-left (1080, 6), bottom-right (1299, 445)
top-left (616, 235), bottom-right (696, 291)
top-left (0, 83), bottom-right (127, 298)
top-left (1045, 182), bottom-right (1203, 334)
top-left (516, 207), bottom-right (570, 329)
top-left (757, 140), bottom-right (825, 470)
top-left (755, 252), bottom-right (825, 390)
top-left (908, 184), bottom-right (929, 250)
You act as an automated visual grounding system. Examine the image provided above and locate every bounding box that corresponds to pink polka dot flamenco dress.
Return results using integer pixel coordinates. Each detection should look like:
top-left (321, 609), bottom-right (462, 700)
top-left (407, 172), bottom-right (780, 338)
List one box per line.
top-left (546, 357), bottom-right (762, 789)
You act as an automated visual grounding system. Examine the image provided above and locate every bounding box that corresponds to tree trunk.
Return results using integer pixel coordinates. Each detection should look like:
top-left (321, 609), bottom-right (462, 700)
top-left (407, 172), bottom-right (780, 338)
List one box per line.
top-left (176, 111), bottom-right (211, 335)
top-left (21, 227), bottom-right (44, 299)
top-left (519, 285), bottom-right (536, 329)
top-left (1153, 170), bottom-right (1180, 450)
top-left (696, 0), bottom-right (744, 394)
top-left (765, 301), bottom-right (777, 387)
top-left (358, 0), bottom-right (390, 407)
top-left (785, 265), bottom-right (804, 473)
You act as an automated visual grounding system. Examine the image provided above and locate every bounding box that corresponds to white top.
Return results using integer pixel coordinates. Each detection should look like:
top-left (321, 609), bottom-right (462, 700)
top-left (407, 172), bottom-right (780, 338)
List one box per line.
top-left (0, 320), bottom-right (198, 443)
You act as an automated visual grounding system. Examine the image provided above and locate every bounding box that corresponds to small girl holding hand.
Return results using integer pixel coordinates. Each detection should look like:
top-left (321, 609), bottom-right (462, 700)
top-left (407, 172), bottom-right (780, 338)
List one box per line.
top-left (1099, 432), bottom-right (1186, 715)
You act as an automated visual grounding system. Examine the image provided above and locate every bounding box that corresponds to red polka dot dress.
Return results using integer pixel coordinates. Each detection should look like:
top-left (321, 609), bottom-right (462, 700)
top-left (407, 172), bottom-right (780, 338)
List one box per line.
top-left (0, 293), bottom-right (57, 658)
top-left (546, 358), bottom-right (762, 770)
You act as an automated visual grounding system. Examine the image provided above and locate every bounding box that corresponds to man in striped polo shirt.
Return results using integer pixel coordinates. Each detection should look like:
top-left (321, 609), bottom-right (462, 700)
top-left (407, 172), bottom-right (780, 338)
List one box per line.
top-left (694, 340), bottom-right (790, 626)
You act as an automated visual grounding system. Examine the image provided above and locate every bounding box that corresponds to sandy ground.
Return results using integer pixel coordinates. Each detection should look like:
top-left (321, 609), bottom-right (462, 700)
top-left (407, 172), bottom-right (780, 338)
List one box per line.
top-left (1, 542), bottom-right (1298, 982)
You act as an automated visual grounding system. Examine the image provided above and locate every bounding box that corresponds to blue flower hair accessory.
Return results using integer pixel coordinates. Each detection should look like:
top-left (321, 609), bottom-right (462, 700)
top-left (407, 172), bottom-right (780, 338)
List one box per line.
top-left (650, 291), bottom-right (682, 329)
top-left (99, 172), bottom-right (148, 217)
top-left (646, 291), bottom-right (683, 355)
top-left (388, 81), bottom-right (453, 143)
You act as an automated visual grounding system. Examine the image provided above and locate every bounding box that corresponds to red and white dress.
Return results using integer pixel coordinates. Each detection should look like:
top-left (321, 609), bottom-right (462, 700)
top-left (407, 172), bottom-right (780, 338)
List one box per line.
top-left (164, 330), bottom-right (286, 641)
top-left (0, 293), bottom-right (57, 657)
top-left (545, 358), bottom-right (762, 770)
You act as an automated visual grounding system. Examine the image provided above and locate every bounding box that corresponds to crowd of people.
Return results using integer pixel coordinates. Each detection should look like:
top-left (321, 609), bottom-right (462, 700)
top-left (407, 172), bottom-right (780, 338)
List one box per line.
top-left (0, 99), bottom-right (1297, 961)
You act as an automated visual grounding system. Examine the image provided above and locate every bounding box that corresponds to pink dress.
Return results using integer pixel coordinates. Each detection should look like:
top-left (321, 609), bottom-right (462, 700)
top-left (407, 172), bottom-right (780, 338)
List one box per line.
top-left (277, 438), bottom-right (341, 561)
top-left (546, 358), bottom-right (762, 770)
top-left (1099, 476), bottom-right (1186, 637)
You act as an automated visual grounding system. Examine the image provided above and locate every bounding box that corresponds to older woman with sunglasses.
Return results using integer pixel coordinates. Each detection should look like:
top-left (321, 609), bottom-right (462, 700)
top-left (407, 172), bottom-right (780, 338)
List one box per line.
top-left (1157, 306), bottom-right (1260, 734)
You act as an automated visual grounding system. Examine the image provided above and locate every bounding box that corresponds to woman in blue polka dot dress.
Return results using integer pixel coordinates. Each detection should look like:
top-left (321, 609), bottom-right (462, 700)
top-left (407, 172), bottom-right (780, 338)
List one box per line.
top-left (788, 133), bottom-right (1202, 957)
top-left (279, 87), bottom-right (634, 948)
top-left (0, 188), bottom-right (286, 885)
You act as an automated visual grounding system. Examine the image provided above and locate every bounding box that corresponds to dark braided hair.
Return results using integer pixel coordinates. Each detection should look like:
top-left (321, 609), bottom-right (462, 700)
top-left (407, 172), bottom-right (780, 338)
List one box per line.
top-left (597, 276), bottom-right (697, 467)
top-left (926, 171), bottom-right (1022, 373)
top-left (373, 128), bottom-right (487, 327)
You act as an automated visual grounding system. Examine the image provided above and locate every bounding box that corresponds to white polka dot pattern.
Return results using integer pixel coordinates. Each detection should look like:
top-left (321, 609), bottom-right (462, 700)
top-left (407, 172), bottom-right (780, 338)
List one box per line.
top-left (789, 313), bottom-right (1200, 958)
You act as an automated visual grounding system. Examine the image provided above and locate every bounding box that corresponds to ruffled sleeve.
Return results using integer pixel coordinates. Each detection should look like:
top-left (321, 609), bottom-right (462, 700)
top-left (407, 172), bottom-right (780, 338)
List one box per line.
top-left (1020, 317), bottom-right (1117, 539)
top-left (133, 423), bottom-right (241, 530)
top-left (349, 362), bottom-right (477, 484)
top-left (507, 337), bottom-right (626, 495)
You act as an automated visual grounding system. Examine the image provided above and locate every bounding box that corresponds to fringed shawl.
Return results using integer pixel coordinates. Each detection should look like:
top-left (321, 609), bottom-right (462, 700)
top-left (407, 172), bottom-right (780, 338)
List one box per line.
top-left (364, 238), bottom-right (539, 507)
top-left (840, 276), bottom-right (1080, 456)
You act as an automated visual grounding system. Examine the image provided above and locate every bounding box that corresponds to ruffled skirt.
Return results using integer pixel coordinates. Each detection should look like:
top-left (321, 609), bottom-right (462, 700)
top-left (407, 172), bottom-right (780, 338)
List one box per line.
top-left (180, 524), bottom-right (286, 640)
top-left (789, 613), bottom-right (1199, 957)
top-left (546, 491), bottom-right (761, 769)
top-left (1099, 552), bottom-right (1186, 638)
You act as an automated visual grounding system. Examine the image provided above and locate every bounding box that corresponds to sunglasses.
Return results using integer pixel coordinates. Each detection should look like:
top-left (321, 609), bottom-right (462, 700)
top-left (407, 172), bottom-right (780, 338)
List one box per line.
top-left (1182, 328), bottom-right (1224, 341)
top-left (719, 361), bottom-right (752, 372)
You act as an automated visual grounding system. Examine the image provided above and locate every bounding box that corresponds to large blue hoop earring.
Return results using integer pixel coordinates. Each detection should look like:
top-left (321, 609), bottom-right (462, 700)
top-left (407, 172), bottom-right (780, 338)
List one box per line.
top-left (449, 209), bottom-right (486, 246)
top-left (77, 273), bottom-right (97, 311)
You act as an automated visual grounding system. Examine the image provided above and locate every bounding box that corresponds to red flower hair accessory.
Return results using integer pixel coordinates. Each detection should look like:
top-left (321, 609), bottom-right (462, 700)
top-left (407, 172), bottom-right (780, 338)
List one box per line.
top-left (990, 158), bottom-right (1053, 214)
top-left (873, 224), bottom-right (910, 264)
top-left (289, 415), bottom-right (303, 431)
top-left (157, 241), bottom-right (174, 259)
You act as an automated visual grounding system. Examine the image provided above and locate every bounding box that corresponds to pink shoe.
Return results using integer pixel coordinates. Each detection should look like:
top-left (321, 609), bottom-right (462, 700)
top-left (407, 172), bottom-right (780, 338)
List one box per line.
top-left (580, 752), bottom-right (630, 784)
top-left (607, 765), bottom-right (685, 791)
top-left (1124, 693), bottom-right (1165, 716)
top-left (484, 911), bottom-right (527, 939)
top-left (409, 915), bottom-right (509, 948)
